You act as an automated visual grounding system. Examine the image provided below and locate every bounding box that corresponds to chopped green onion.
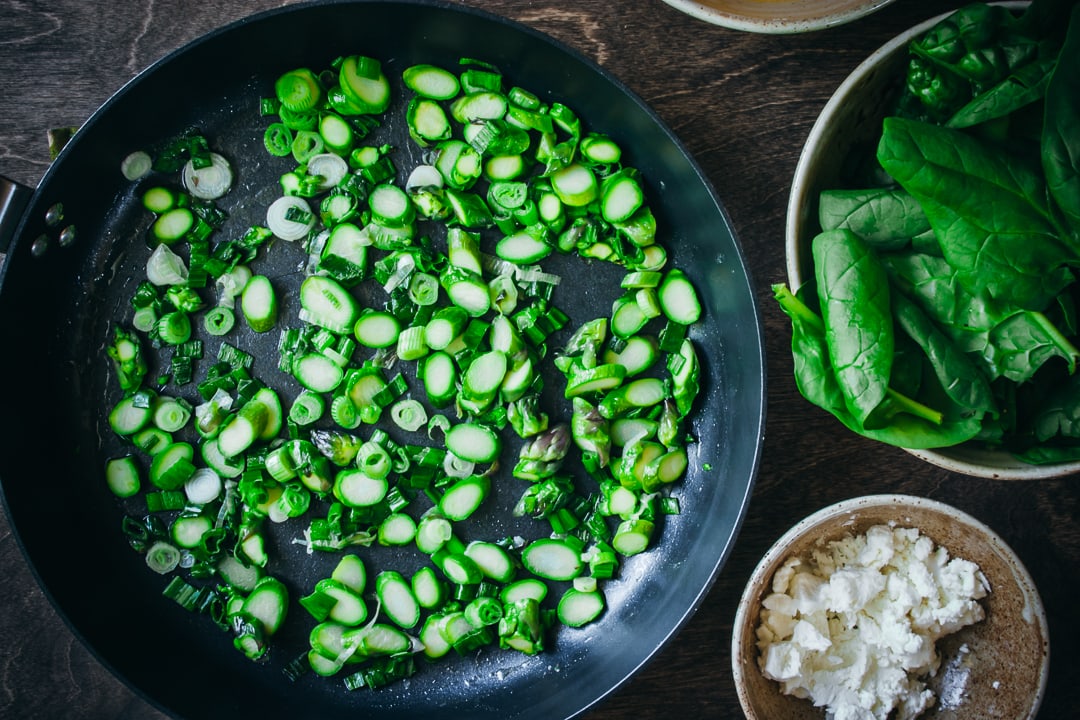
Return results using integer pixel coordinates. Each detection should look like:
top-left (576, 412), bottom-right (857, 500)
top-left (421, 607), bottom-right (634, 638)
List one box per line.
top-left (145, 540), bottom-right (181, 574)
top-left (218, 342), bottom-right (254, 370)
top-left (105, 456), bottom-right (142, 498)
top-left (289, 390), bottom-right (325, 426)
top-left (276, 68), bottom-right (323, 112)
top-left (390, 399), bottom-right (428, 432)
top-left (264, 123), bottom-right (293, 157)
top-left (204, 306), bottom-right (236, 336)
top-left (156, 311), bottom-right (192, 345)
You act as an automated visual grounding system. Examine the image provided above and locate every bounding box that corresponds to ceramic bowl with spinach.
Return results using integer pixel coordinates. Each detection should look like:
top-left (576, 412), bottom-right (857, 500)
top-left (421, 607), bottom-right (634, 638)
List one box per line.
top-left (781, 0), bottom-right (1080, 479)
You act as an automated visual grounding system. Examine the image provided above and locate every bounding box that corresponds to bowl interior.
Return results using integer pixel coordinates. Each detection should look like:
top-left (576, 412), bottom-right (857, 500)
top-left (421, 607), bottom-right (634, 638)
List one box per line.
top-left (733, 495), bottom-right (1049, 720)
top-left (660, 0), bottom-right (897, 33)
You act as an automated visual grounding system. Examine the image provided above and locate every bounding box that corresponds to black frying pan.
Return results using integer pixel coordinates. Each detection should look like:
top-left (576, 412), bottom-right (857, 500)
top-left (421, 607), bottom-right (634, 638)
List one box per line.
top-left (0, 2), bottom-right (765, 718)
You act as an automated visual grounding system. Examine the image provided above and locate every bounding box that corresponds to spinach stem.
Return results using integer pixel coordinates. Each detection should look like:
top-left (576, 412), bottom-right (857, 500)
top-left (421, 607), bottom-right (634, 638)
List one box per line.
top-left (772, 284), bottom-right (823, 332)
top-left (884, 388), bottom-right (944, 426)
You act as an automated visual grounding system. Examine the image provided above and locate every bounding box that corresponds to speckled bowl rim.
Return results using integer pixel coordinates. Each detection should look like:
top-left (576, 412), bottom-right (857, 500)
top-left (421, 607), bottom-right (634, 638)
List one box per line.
top-left (660, 0), bottom-right (897, 34)
top-left (731, 494), bottom-right (1050, 720)
top-left (783, 2), bottom-right (1080, 480)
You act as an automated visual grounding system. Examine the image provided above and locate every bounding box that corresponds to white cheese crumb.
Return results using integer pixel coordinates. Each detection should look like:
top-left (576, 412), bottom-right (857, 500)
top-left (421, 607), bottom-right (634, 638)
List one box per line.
top-left (755, 525), bottom-right (989, 720)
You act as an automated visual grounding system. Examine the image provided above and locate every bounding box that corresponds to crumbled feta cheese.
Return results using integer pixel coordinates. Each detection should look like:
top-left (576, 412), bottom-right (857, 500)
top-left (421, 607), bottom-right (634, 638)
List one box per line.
top-left (755, 525), bottom-right (989, 720)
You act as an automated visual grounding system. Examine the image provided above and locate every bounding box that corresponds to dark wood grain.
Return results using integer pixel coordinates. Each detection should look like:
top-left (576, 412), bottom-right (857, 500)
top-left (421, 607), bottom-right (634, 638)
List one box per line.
top-left (1, 1), bottom-right (1077, 718)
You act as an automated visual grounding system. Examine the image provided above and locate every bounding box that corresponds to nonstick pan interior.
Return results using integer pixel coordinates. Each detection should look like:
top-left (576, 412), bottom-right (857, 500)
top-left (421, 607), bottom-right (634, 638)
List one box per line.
top-left (0, 2), bottom-right (765, 718)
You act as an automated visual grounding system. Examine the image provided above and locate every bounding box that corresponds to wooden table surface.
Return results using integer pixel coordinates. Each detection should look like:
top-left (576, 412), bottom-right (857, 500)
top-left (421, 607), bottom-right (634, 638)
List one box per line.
top-left (1, 0), bottom-right (1077, 718)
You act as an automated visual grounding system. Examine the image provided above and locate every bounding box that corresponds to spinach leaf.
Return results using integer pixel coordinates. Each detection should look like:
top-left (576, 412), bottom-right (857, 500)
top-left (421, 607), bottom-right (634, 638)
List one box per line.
top-left (867, 397), bottom-right (983, 448)
top-left (883, 251), bottom-right (1079, 382)
top-left (985, 309), bottom-right (1080, 382)
top-left (892, 291), bottom-right (997, 413)
top-left (890, 329), bottom-right (926, 399)
top-left (1015, 444), bottom-right (1080, 463)
top-left (812, 229), bottom-right (894, 426)
top-left (883, 252), bottom-right (1002, 356)
top-left (1052, 288), bottom-right (1078, 336)
top-left (818, 188), bottom-right (931, 251)
top-left (1030, 369), bottom-right (1080, 441)
top-left (878, 116), bottom-right (1074, 310)
top-left (904, 55), bottom-right (974, 123)
top-left (965, 377), bottom-right (1019, 448)
top-left (1042, 4), bottom-right (1080, 234)
top-left (774, 283), bottom-right (983, 448)
top-left (1005, 363), bottom-right (1080, 462)
top-left (773, 284), bottom-right (848, 420)
top-left (946, 54), bottom-right (1056, 129)
top-left (912, 3), bottom-right (1040, 87)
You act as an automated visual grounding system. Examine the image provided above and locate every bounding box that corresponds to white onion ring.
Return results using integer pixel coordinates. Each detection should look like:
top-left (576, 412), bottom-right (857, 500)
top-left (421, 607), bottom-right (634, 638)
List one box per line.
top-left (306, 153), bottom-right (349, 191)
top-left (184, 467), bottom-right (223, 505)
top-left (182, 152), bottom-right (234, 200)
top-left (266, 195), bottom-right (316, 241)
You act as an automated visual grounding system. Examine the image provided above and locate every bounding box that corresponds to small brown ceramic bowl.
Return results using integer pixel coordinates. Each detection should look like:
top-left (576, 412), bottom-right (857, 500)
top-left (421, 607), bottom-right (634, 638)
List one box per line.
top-left (660, 0), bottom-right (897, 33)
top-left (783, 2), bottom-right (1080, 480)
top-left (732, 495), bottom-right (1049, 720)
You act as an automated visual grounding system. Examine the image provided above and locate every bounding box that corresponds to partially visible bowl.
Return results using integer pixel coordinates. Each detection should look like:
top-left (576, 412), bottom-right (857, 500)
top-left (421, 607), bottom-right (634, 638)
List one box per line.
top-left (732, 495), bottom-right (1050, 720)
top-left (783, 2), bottom-right (1080, 480)
top-left (660, 0), bottom-right (897, 34)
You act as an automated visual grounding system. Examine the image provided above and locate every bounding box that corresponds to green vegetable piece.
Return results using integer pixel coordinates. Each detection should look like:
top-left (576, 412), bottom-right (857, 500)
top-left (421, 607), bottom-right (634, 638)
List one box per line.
top-left (438, 474), bottom-right (491, 521)
top-left (987, 308), bottom-right (1080, 383)
top-left (339, 55), bottom-right (391, 114)
top-left (813, 229), bottom-right (895, 427)
top-left (557, 587), bottom-right (605, 627)
top-left (107, 326), bottom-right (147, 392)
top-left (241, 274), bottom-right (278, 333)
top-left (402, 63), bottom-right (460, 100)
top-left (498, 598), bottom-right (544, 655)
top-left (612, 518), bottom-right (654, 556)
top-left (878, 116), bottom-right (1070, 311)
top-left (311, 429), bottom-right (363, 466)
top-left (598, 377), bottom-right (667, 419)
top-left (512, 423), bottom-right (571, 480)
top-left (669, 338), bottom-right (700, 419)
top-left (444, 422), bottom-right (501, 464)
top-left (571, 397), bottom-right (611, 467)
top-left (947, 55), bottom-right (1056, 129)
top-left (773, 283), bottom-right (982, 449)
top-left (145, 540), bottom-right (181, 575)
top-left (507, 394), bottom-right (550, 439)
top-left (513, 475), bottom-right (575, 519)
top-left (156, 311), bottom-right (192, 346)
top-left (105, 456), bottom-right (141, 498)
top-left (275, 68), bottom-right (323, 113)
top-left (241, 576), bottom-right (290, 637)
top-left (818, 188), bottom-right (932, 252)
top-left (892, 292), bottom-right (996, 416)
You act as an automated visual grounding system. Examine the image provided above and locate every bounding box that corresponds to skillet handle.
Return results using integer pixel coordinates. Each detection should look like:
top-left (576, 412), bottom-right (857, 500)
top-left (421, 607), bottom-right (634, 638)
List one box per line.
top-left (0, 174), bottom-right (33, 256)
